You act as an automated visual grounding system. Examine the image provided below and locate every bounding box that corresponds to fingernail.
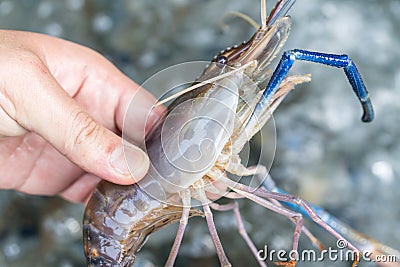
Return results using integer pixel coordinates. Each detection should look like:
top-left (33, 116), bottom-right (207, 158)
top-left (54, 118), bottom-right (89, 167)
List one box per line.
top-left (109, 145), bottom-right (149, 181)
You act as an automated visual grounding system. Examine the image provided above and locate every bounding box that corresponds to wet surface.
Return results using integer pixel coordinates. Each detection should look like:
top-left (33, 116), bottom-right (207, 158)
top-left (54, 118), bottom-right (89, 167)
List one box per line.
top-left (0, 0), bottom-right (399, 266)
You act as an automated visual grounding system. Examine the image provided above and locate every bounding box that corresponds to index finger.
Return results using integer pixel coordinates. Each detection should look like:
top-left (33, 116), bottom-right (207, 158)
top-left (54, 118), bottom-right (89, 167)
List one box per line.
top-left (29, 31), bottom-right (165, 144)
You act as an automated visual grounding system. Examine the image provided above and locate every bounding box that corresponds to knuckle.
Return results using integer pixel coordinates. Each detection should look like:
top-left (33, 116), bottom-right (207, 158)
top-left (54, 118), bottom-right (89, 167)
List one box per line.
top-left (65, 110), bottom-right (103, 153)
top-left (12, 50), bottom-right (44, 74)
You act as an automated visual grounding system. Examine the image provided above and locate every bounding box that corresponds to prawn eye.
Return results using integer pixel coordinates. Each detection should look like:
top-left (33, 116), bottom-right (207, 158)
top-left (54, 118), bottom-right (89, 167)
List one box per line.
top-left (216, 55), bottom-right (228, 67)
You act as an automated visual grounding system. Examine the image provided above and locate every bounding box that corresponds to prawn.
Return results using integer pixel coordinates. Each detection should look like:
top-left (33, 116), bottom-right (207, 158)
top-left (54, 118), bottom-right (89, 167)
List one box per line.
top-left (83, 1), bottom-right (397, 266)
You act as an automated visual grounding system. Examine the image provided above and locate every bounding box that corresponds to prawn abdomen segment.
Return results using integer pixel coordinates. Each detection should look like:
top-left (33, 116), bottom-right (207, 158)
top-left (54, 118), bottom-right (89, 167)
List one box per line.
top-left (83, 182), bottom-right (163, 266)
top-left (120, 206), bottom-right (203, 263)
top-left (83, 181), bottom-right (203, 266)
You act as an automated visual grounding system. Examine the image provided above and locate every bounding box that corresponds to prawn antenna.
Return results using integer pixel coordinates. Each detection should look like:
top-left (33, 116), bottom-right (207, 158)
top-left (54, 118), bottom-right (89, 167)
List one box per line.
top-left (155, 60), bottom-right (257, 107)
top-left (220, 11), bottom-right (260, 30)
top-left (267, 0), bottom-right (296, 26)
top-left (261, 0), bottom-right (267, 29)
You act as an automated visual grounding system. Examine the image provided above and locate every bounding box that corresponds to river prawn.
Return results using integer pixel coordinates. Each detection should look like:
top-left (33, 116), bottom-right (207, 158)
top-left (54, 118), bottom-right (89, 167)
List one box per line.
top-left (83, 0), bottom-right (397, 266)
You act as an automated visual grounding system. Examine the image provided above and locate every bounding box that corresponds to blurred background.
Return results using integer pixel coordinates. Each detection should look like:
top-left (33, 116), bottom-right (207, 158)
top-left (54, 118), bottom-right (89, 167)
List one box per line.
top-left (0, 0), bottom-right (399, 266)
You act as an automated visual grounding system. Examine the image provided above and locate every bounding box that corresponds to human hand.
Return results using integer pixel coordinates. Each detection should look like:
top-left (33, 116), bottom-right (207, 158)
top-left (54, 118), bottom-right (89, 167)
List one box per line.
top-left (0, 30), bottom-right (164, 203)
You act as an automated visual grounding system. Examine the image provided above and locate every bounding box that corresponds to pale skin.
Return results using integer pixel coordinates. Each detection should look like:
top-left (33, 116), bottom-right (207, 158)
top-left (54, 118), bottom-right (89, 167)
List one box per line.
top-left (0, 30), bottom-right (165, 203)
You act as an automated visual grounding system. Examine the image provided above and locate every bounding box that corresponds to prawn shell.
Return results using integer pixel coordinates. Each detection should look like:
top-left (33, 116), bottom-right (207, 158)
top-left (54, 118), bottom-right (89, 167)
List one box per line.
top-left (83, 182), bottom-right (203, 266)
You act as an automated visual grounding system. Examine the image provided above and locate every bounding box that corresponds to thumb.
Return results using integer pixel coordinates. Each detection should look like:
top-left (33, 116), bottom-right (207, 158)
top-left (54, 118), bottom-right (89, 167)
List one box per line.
top-left (9, 56), bottom-right (149, 185)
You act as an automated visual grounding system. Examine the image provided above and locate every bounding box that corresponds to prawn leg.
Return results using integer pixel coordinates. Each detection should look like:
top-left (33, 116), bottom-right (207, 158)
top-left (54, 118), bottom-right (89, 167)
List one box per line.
top-left (226, 163), bottom-right (325, 250)
top-left (220, 176), bottom-right (362, 267)
top-left (208, 169), bottom-right (303, 266)
top-left (195, 184), bottom-right (232, 267)
top-left (222, 183), bottom-right (302, 266)
top-left (249, 49), bottom-right (374, 125)
top-left (165, 189), bottom-right (192, 267)
top-left (210, 201), bottom-right (267, 267)
top-left (262, 176), bottom-right (400, 266)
